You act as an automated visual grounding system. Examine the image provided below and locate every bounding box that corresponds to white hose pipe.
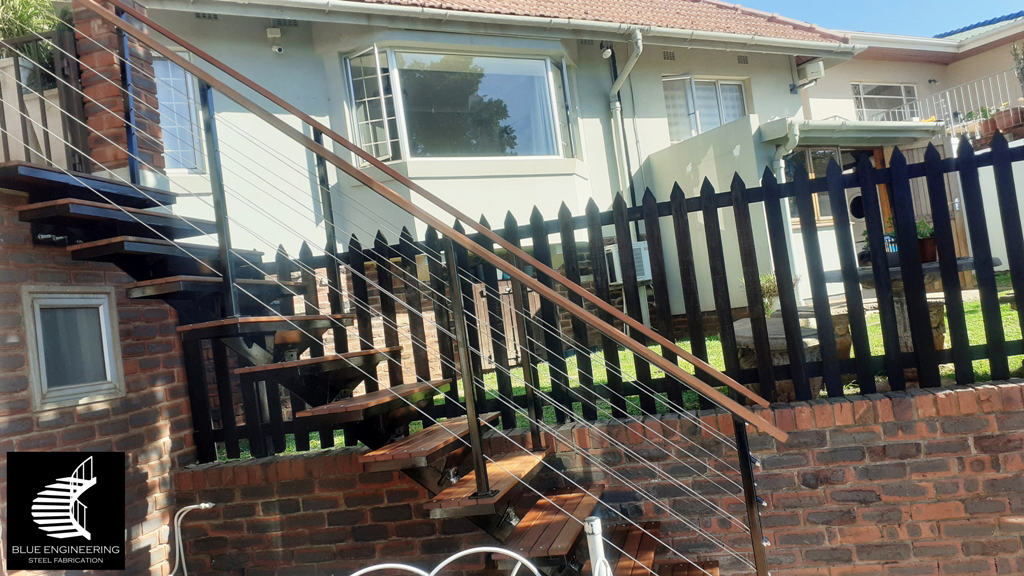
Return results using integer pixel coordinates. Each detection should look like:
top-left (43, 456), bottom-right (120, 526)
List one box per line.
top-left (170, 502), bottom-right (215, 576)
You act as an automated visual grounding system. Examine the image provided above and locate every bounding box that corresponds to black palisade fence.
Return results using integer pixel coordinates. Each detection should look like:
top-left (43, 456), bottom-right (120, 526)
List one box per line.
top-left (201, 134), bottom-right (1024, 458)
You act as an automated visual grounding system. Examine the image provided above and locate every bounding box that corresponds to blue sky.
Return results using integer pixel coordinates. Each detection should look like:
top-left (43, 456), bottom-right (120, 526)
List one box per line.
top-left (736, 1), bottom-right (1022, 37)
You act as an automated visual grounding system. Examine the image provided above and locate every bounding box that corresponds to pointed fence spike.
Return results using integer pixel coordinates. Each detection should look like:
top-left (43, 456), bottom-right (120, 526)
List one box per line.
top-left (504, 211), bottom-right (518, 229)
top-left (557, 202), bottom-right (572, 218)
top-left (530, 206), bottom-right (544, 225)
top-left (924, 142), bottom-right (941, 162)
top-left (298, 241), bottom-right (313, 260)
top-left (826, 158), bottom-right (842, 177)
top-left (670, 182), bottom-right (685, 200)
top-left (730, 172), bottom-right (746, 189)
top-left (890, 146), bottom-right (905, 165)
top-left (642, 188), bottom-right (656, 204)
top-left (760, 166), bottom-right (776, 184)
top-left (585, 197), bottom-right (600, 214)
top-left (992, 129), bottom-right (1008, 149)
top-left (453, 220), bottom-right (465, 233)
top-left (479, 214), bottom-right (490, 228)
top-left (400, 226), bottom-right (413, 241)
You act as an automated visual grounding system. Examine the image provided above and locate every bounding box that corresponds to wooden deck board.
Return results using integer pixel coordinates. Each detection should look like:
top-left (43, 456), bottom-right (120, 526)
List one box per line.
top-left (295, 379), bottom-right (449, 417)
top-left (360, 413), bottom-right (500, 463)
top-left (234, 347), bottom-right (399, 376)
top-left (423, 451), bottom-right (547, 517)
top-left (179, 313), bottom-right (356, 333)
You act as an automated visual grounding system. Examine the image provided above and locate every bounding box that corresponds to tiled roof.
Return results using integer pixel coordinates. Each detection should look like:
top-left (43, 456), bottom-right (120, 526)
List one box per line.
top-left (935, 10), bottom-right (1024, 40)
top-left (346, 0), bottom-right (850, 44)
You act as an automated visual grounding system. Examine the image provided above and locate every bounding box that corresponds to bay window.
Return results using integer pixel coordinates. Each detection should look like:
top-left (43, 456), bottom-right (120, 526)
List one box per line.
top-left (663, 76), bottom-right (747, 142)
top-left (345, 48), bottom-right (575, 161)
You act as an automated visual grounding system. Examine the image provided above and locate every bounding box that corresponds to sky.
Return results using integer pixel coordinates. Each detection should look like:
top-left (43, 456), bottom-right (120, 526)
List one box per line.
top-left (735, 0), bottom-right (1022, 37)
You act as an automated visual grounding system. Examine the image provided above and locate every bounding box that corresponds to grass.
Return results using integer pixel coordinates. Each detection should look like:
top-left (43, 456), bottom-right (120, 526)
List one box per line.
top-left (216, 290), bottom-right (1023, 461)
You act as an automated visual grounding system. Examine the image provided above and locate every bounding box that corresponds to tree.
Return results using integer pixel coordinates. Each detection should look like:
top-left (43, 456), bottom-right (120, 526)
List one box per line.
top-left (0, 0), bottom-right (63, 42)
top-left (399, 55), bottom-right (518, 157)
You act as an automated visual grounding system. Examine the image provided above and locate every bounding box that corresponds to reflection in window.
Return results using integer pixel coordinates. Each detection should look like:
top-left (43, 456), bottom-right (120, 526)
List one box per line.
top-left (395, 53), bottom-right (557, 157)
top-left (784, 147), bottom-right (844, 222)
top-left (154, 57), bottom-right (203, 171)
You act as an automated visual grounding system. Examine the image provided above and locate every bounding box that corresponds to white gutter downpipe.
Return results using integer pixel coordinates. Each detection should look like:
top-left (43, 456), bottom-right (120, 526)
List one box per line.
top-left (610, 30), bottom-right (643, 201)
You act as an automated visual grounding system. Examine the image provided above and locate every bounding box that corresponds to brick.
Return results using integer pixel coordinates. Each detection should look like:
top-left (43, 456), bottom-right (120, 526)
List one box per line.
top-left (856, 462), bottom-right (907, 481)
top-left (941, 559), bottom-right (995, 574)
top-left (857, 543), bottom-right (911, 562)
top-left (830, 426), bottom-right (882, 446)
top-left (885, 442), bottom-right (922, 459)
top-left (956, 388), bottom-right (979, 414)
top-left (834, 400), bottom-right (854, 426)
top-left (911, 502), bottom-right (965, 521)
top-left (934, 390), bottom-right (959, 417)
top-left (815, 446), bottom-right (866, 465)
top-left (806, 509), bottom-right (857, 526)
top-left (975, 433), bottom-right (1024, 454)
top-left (997, 383), bottom-right (1024, 412)
top-left (829, 488), bottom-right (881, 504)
top-left (912, 541), bottom-right (960, 558)
top-left (924, 439), bottom-right (971, 456)
top-left (976, 385), bottom-right (1002, 413)
top-left (810, 400), bottom-right (834, 428)
top-left (940, 519), bottom-right (997, 538)
top-left (776, 530), bottom-right (826, 546)
top-left (963, 497), bottom-right (1008, 515)
top-left (804, 548), bottom-right (853, 563)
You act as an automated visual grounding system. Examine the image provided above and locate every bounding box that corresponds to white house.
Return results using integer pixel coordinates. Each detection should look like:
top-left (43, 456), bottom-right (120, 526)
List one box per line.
top-left (140, 0), bottom-right (956, 315)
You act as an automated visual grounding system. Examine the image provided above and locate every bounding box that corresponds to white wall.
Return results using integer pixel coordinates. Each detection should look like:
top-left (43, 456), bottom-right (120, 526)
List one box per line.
top-left (947, 44), bottom-right (1018, 88)
top-left (975, 138), bottom-right (1024, 272)
top-left (151, 10), bottom-right (331, 258)
top-left (645, 115), bottom-right (778, 313)
top-left (802, 57), bottom-right (949, 121)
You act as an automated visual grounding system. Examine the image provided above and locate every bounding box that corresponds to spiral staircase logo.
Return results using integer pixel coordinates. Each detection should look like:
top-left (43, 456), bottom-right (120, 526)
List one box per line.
top-left (30, 456), bottom-right (96, 541)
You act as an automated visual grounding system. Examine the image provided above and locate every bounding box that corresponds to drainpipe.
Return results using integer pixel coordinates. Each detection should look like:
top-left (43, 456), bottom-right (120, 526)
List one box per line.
top-left (609, 30), bottom-right (643, 205)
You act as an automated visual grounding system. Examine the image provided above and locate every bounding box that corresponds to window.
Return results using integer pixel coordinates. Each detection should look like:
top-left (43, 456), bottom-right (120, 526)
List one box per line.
top-left (154, 56), bottom-right (204, 171)
top-left (347, 46), bottom-right (401, 161)
top-left (784, 147), bottom-right (839, 223)
top-left (345, 48), bottom-right (575, 160)
top-left (663, 77), bottom-right (747, 142)
top-left (23, 287), bottom-right (124, 410)
top-left (852, 83), bottom-right (919, 121)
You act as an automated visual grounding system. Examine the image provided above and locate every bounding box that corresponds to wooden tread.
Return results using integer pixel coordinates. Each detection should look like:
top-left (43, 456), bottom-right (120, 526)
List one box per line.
top-left (16, 198), bottom-right (216, 239)
top-left (295, 379), bottom-right (451, 423)
top-left (177, 313), bottom-right (355, 342)
top-left (423, 450), bottom-right (547, 518)
top-left (67, 236), bottom-right (263, 273)
top-left (582, 522), bottom-right (660, 576)
top-left (235, 346), bottom-right (400, 376)
top-left (504, 486), bottom-right (605, 560)
top-left (657, 561), bottom-right (720, 576)
top-left (126, 275), bottom-right (306, 300)
top-left (361, 412), bottom-right (501, 471)
top-left (0, 161), bottom-right (175, 208)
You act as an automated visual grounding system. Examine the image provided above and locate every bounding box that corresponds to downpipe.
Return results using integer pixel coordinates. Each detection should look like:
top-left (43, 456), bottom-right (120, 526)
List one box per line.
top-left (609, 30), bottom-right (643, 200)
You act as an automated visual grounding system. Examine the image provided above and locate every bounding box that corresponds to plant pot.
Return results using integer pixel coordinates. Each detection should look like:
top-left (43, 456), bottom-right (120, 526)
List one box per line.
top-left (993, 107), bottom-right (1024, 130)
top-left (979, 117), bottom-right (999, 136)
top-left (918, 237), bottom-right (937, 263)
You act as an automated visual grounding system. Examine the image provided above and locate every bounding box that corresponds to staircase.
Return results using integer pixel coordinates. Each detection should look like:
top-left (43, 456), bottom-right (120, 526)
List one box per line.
top-left (0, 2), bottom-right (789, 572)
top-left (31, 457), bottom-right (96, 540)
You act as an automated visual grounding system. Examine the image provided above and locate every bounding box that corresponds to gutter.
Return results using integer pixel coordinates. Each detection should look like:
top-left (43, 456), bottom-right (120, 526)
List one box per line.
top-left (155, 0), bottom-right (862, 58)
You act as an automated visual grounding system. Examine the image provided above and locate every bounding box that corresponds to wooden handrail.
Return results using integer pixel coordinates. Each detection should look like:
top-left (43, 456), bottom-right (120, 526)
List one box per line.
top-left (84, 0), bottom-right (787, 442)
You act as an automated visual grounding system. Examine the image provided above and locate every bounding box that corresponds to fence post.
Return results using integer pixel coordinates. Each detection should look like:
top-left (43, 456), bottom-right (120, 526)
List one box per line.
top-left (115, 7), bottom-right (140, 184)
top-left (510, 257), bottom-right (544, 450)
top-left (445, 238), bottom-right (494, 498)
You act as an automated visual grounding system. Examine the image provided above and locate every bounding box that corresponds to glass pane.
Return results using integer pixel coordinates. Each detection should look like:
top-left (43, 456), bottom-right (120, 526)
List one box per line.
top-left (861, 84), bottom-right (905, 97)
top-left (154, 58), bottom-right (200, 170)
top-left (663, 78), bottom-right (693, 142)
top-left (808, 149), bottom-right (838, 179)
top-left (39, 306), bottom-right (107, 388)
top-left (720, 84), bottom-right (746, 124)
top-left (551, 63), bottom-right (573, 158)
top-left (395, 53), bottom-right (557, 157)
top-left (347, 51), bottom-right (401, 160)
top-left (903, 85), bottom-right (917, 99)
top-left (693, 81), bottom-right (722, 132)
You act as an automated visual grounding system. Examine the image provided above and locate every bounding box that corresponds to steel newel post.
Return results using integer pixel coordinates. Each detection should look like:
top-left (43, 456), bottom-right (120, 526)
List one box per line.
top-left (509, 257), bottom-right (543, 450)
top-left (313, 129), bottom-right (344, 340)
top-left (735, 416), bottom-right (769, 575)
top-left (584, 516), bottom-right (609, 576)
top-left (115, 7), bottom-right (140, 185)
top-left (444, 237), bottom-right (494, 498)
top-left (198, 80), bottom-right (240, 317)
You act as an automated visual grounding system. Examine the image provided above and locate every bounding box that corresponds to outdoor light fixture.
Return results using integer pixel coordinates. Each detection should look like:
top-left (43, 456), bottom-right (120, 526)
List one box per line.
top-left (601, 47), bottom-right (613, 59)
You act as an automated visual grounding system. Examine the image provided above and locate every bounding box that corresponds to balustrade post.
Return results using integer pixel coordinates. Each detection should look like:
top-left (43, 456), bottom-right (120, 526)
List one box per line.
top-left (735, 418), bottom-right (769, 576)
top-left (444, 237), bottom-right (494, 497)
top-left (198, 80), bottom-right (240, 317)
top-left (115, 7), bottom-right (140, 184)
top-left (509, 257), bottom-right (543, 451)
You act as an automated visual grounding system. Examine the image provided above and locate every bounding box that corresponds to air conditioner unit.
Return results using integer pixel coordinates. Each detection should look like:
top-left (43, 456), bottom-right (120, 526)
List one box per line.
top-left (604, 241), bottom-right (652, 285)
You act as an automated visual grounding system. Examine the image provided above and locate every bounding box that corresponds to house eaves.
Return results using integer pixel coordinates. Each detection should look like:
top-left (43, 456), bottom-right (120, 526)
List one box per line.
top-left (148, 0), bottom-right (862, 59)
top-left (838, 18), bottom-right (1024, 64)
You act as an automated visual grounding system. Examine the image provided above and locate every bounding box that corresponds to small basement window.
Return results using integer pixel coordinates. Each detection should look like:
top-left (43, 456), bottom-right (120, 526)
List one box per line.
top-left (23, 286), bottom-right (124, 411)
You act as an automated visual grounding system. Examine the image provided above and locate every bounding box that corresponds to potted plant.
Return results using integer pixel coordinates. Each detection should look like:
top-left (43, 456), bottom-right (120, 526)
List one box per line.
top-left (917, 218), bottom-right (937, 263)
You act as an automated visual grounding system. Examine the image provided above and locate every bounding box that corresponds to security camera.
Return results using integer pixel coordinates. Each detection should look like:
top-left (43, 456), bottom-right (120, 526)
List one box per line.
top-left (271, 44), bottom-right (284, 54)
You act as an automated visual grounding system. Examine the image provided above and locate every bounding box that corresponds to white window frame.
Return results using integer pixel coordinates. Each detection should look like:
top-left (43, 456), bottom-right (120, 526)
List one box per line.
top-left (22, 286), bottom-right (125, 411)
top-left (851, 82), bottom-right (919, 121)
top-left (662, 76), bottom-right (748, 142)
top-left (153, 51), bottom-right (206, 174)
top-left (344, 47), bottom-right (577, 163)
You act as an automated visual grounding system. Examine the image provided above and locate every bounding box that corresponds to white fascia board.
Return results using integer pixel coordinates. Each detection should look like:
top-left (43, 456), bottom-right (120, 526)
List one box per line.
top-left (149, 0), bottom-right (861, 59)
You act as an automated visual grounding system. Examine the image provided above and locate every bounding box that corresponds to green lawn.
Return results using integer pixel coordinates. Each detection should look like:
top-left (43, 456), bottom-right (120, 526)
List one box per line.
top-left (217, 286), bottom-right (1023, 460)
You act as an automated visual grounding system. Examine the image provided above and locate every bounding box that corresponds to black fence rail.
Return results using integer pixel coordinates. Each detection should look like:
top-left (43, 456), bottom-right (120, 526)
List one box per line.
top-left (209, 134), bottom-right (1024, 452)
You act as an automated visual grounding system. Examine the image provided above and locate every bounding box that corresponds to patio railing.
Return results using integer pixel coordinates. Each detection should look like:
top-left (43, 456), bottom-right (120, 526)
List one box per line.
top-left (870, 69), bottom-right (1024, 140)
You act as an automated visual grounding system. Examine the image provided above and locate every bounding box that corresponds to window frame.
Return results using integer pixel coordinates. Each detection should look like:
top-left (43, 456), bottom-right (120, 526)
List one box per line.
top-left (22, 286), bottom-right (125, 411)
top-left (152, 51), bottom-right (206, 174)
top-left (344, 46), bottom-right (577, 163)
top-left (851, 82), bottom-right (919, 121)
top-left (785, 146), bottom-right (841, 226)
top-left (662, 76), bottom-right (748, 142)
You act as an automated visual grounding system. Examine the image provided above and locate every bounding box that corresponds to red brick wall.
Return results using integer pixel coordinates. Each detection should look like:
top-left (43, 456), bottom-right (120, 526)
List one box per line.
top-left (0, 191), bottom-right (194, 575)
top-left (171, 381), bottom-right (1024, 576)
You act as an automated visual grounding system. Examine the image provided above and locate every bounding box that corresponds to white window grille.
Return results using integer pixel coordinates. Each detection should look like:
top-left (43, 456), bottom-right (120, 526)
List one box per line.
top-left (154, 55), bottom-right (204, 171)
top-left (852, 82), bottom-right (919, 121)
